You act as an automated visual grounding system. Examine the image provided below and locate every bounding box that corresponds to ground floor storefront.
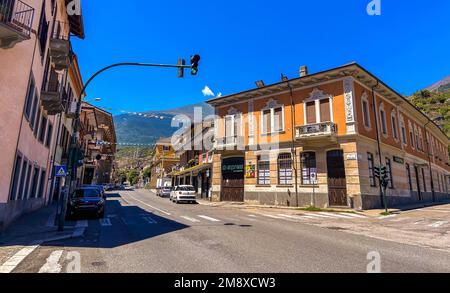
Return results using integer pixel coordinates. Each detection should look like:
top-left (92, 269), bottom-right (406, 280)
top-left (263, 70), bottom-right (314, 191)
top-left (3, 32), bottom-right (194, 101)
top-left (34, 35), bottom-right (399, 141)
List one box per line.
top-left (171, 164), bottom-right (212, 199)
top-left (210, 139), bottom-right (450, 210)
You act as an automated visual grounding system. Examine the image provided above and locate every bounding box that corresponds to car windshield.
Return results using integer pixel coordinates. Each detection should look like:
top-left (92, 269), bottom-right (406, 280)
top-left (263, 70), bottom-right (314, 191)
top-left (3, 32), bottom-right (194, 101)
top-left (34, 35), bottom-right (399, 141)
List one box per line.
top-left (74, 189), bottom-right (100, 198)
top-left (177, 186), bottom-right (195, 191)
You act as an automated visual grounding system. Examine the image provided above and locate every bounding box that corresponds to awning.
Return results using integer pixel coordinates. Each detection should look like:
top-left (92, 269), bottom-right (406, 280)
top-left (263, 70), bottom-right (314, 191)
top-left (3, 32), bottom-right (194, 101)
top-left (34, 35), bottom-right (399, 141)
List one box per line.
top-left (168, 164), bottom-right (211, 177)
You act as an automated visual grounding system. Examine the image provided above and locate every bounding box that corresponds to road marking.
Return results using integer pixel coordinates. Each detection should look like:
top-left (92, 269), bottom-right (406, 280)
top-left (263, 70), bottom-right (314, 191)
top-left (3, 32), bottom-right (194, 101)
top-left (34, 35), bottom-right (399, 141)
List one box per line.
top-left (75, 220), bottom-right (88, 228)
top-left (378, 215), bottom-right (397, 220)
top-left (180, 216), bottom-right (201, 223)
top-left (277, 214), bottom-right (307, 220)
top-left (100, 218), bottom-right (112, 226)
top-left (247, 215), bottom-right (257, 218)
top-left (125, 193), bottom-right (171, 216)
top-left (305, 213), bottom-right (334, 219)
top-left (429, 221), bottom-right (448, 228)
top-left (317, 212), bottom-right (353, 219)
top-left (38, 250), bottom-right (64, 273)
top-left (198, 215), bottom-right (221, 222)
top-left (343, 213), bottom-right (368, 219)
top-left (261, 214), bottom-right (285, 220)
top-left (142, 216), bottom-right (157, 224)
top-left (0, 243), bottom-right (42, 273)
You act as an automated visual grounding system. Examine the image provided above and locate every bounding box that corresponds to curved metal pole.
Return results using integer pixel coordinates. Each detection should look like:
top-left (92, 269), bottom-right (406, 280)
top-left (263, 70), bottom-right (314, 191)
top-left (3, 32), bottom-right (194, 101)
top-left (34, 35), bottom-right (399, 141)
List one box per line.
top-left (58, 61), bottom-right (191, 231)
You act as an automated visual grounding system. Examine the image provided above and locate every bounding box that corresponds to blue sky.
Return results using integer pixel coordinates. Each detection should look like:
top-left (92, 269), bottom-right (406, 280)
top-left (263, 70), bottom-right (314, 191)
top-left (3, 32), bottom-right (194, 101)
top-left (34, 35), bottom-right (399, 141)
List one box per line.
top-left (72, 0), bottom-right (450, 115)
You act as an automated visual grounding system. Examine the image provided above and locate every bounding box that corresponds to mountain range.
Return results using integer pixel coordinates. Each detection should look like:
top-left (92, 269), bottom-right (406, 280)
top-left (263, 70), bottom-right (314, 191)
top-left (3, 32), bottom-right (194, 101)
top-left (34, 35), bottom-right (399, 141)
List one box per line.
top-left (114, 102), bottom-right (214, 147)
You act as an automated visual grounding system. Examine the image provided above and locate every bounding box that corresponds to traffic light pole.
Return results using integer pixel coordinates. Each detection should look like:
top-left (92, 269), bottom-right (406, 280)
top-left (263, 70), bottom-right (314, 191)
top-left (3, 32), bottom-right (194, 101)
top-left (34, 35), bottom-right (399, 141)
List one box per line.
top-left (58, 61), bottom-right (195, 231)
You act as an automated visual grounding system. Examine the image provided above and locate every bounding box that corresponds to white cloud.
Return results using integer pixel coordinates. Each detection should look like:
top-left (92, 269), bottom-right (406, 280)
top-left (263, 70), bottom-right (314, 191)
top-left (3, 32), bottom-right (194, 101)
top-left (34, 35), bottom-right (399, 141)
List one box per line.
top-left (217, 92), bottom-right (222, 98)
top-left (202, 86), bottom-right (215, 97)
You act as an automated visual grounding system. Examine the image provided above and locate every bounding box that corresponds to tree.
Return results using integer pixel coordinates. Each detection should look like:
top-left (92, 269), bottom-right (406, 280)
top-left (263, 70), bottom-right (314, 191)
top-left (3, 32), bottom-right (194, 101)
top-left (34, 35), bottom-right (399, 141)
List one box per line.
top-left (116, 169), bottom-right (128, 184)
top-left (127, 169), bottom-right (140, 186)
top-left (142, 167), bottom-right (152, 180)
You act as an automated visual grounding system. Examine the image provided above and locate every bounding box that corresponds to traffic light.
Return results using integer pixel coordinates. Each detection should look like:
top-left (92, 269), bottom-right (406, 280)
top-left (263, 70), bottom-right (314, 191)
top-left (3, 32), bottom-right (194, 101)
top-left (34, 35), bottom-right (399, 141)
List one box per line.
top-left (190, 54), bottom-right (201, 75)
top-left (380, 166), bottom-right (387, 179)
top-left (374, 166), bottom-right (381, 178)
top-left (177, 58), bottom-right (185, 78)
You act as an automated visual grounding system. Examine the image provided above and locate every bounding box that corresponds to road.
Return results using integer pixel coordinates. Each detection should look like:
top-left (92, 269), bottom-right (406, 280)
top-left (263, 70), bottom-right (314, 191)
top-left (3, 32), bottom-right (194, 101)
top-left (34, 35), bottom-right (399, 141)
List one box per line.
top-left (7, 189), bottom-right (450, 273)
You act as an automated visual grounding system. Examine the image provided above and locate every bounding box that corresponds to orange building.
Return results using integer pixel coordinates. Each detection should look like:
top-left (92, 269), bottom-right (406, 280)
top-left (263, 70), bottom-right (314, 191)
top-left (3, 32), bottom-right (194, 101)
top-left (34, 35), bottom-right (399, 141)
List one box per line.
top-left (207, 63), bottom-right (450, 210)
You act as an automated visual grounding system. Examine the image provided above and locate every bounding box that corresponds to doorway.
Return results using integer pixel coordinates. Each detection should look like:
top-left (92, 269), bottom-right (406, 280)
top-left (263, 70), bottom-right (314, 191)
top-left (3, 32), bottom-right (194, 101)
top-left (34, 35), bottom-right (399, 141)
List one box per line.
top-left (327, 150), bottom-right (348, 207)
top-left (221, 157), bottom-right (244, 202)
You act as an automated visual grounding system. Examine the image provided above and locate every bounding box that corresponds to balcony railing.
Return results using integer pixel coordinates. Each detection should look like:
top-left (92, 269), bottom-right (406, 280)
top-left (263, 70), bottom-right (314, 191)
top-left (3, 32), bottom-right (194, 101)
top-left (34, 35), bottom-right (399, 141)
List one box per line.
top-left (0, 0), bottom-right (34, 48)
top-left (295, 122), bottom-right (337, 140)
top-left (49, 21), bottom-right (71, 70)
top-left (41, 69), bottom-right (64, 115)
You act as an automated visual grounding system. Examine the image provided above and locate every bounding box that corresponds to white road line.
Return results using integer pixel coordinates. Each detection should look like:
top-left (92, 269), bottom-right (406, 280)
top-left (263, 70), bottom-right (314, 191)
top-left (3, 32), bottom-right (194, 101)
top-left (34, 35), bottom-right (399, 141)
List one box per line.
top-left (180, 216), bottom-right (201, 223)
top-left (261, 214), bottom-right (285, 220)
top-left (277, 214), bottom-right (307, 221)
top-left (305, 213), bottom-right (334, 219)
top-left (75, 220), bottom-right (88, 228)
top-left (198, 215), bottom-right (221, 222)
top-left (0, 243), bottom-right (41, 273)
top-left (429, 221), bottom-right (448, 228)
top-left (125, 193), bottom-right (171, 216)
top-left (343, 213), bottom-right (368, 219)
top-left (100, 218), bottom-right (112, 226)
top-left (317, 212), bottom-right (353, 219)
top-left (38, 250), bottom-right (64, 273)
top-left (142, 216), bottom-right (157, 224)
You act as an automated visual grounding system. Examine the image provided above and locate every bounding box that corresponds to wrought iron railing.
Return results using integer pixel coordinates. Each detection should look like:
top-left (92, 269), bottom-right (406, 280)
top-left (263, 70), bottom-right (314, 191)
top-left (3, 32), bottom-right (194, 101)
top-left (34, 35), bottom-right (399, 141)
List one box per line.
top-left (296, 122), bottom-right (337, 139)
top-left (0, 0), bottom-right (34, 37)
top-left (42, 69), bottom-right (60, 94)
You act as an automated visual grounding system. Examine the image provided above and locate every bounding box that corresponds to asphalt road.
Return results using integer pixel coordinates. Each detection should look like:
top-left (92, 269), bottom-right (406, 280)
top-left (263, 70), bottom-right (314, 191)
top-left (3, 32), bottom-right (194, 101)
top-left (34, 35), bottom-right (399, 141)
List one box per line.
top-left (10, 189), bottom-right (450, 273)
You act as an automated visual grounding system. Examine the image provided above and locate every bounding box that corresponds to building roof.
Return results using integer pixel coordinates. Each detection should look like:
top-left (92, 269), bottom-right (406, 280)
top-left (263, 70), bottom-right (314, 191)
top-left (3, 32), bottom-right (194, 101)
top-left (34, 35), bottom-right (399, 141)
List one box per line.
top-left (207, 62), bottom-right (449, 141)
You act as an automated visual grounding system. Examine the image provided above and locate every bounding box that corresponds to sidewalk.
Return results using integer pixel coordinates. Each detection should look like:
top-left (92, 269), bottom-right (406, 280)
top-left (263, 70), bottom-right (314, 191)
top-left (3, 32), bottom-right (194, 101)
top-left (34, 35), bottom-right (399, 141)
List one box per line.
top-left (0, 203), bottom-right (85, 269)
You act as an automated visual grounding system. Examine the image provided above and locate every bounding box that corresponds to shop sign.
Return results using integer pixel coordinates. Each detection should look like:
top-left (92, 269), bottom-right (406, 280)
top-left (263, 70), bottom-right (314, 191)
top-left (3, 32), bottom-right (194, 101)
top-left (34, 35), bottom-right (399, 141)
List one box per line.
top-left (222, 164), bottom-right (244, 174)
top-left (393, 156), bottom-right (405, 164)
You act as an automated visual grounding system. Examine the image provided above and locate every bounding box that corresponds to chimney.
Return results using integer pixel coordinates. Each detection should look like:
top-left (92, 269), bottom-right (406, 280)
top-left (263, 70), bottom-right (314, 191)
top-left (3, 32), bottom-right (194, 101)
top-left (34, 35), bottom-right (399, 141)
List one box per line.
top-left (300, 65), bottom-right (308, 77)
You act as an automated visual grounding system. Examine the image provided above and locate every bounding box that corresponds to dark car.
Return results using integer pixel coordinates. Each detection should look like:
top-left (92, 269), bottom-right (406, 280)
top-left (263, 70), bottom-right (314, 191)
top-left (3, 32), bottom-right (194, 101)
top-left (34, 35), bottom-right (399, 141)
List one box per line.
top-left (68, 188), bottom-right (106, 218)
top-left (82, 184), bottom-right (106, 199)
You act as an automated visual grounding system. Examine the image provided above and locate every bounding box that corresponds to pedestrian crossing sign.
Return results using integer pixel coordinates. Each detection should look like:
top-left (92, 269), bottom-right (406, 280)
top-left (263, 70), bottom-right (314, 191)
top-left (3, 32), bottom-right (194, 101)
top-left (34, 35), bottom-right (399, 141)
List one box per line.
top-left (55, 165), bottom-right (68, 177)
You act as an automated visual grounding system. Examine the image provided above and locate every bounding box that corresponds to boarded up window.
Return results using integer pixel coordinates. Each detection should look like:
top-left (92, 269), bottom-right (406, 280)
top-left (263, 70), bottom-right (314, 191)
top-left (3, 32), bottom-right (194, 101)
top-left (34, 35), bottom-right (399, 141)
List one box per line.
top-left (306, 101), bottom-right (316, 124)
top-left (320, 99), bottom-right (331, 122)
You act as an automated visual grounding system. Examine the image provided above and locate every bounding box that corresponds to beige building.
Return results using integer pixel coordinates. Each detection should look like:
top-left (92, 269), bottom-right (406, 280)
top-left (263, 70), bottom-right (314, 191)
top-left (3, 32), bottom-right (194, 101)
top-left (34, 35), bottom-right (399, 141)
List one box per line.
top-left (149, 138), bottom-right (179, 189)
top-left (207, 63), bottom-right (450, 210)
top-left (0, 0), bottom-right (84, 229)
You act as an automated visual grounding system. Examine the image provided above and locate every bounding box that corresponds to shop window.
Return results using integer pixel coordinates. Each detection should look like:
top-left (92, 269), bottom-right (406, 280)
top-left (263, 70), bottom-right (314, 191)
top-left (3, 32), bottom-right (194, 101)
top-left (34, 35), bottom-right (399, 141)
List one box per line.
top-left (368, 153), bottom-right (376, 187)
top-left (257, 156), bottom-right (270, 185)
top-left (301, 152), bottom-right (317, 185)
top-left (278, 154), bottom-right (293, 185)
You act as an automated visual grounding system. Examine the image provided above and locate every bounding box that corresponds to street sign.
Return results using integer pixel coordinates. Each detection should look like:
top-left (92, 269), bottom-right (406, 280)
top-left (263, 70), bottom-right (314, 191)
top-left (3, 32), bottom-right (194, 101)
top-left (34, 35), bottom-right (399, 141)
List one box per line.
top-left (55, 165), bottom-right (68, 177)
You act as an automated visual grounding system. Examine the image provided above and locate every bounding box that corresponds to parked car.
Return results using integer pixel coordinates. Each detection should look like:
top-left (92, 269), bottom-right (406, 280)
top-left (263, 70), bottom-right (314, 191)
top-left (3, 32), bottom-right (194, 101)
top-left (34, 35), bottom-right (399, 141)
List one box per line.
top-left (68, 188), bottom-right (106, 218)
top-left (170, 185), bottom-right (197, 204)
top-left (158, 186), bottom-right (172, 198)
top-left (82, 184), bottom-right (106, 199)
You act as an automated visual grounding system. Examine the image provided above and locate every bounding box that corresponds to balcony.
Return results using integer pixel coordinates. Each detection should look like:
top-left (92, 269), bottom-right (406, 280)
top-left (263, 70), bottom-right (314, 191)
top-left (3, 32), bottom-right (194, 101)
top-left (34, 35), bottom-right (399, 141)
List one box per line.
top-left (0, 0), bottom-right (34, 49)
top-left (295, 122), bottom-right (337, 144)
top-left (49, 21), bottom-right (71, 70)
top-left (41, 69), bottom-right (63, 115)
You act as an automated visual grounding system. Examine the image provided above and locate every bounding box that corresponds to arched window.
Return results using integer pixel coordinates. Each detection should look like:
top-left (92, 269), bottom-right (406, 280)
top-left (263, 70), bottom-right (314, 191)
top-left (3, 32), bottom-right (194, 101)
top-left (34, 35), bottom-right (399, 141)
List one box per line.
top-left (391, 111), bottom-right (398, 140)
top-left (379, 103), bottom-right (388, 136)
top-left (278, 153), bottom-right (293, 185)
top-left (361, 92), bottom-right (371, 130)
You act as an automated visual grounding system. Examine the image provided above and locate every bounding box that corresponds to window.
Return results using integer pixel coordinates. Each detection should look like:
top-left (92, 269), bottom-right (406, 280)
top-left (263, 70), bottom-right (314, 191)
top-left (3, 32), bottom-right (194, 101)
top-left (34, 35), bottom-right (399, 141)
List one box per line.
top-left (380, 108), bottom-right (387, 135)
top-left (409, 128), bottom-right (415, 149)
top-left (405, 163), bottom-right (413, 192)
top-left (301, 152), bottom-right (317, 185)
top-left (24, 76), bottom-right (35, 119)
top-left (9, 155), bottom-right (22, 201)
top-left (261, 105), bottom-right (284, 134)
top-left (18, 159), bottom-right (28, 200)
top-left (34, 106), bottom-right (41, 137)
top-left (30, 167), bottom-right (40, 198)
top-left (38, 170), bottom-right (46, 198)
top-left (362, 100), bottom-right (370, 128)
top-left (421, 168), bottom-right (427, 193)
top-left (23, 164), bottom-right (32, 199)
top-left (257, 156), bottom-right (270, 185)
top-left (162, 146), bottom-right (170, 151)
top-left (29, 93), bottom-right (38, 130)
top-left (224, 114), bottom-right (241, 139)
top-left (391, 113), bottom-right (398, 140)
top-left (401, 122), bottom-right (407, 145)
top-left (39, 116), bottom-right (48, 143)
top-left (385, 158), bottom-right (394, 189)
top-left (45, 122), bottom-right (53, 147)
top-left (278, 154), bottom-right (293, 185)
top-left (38, 1), bottom-right (48, 55)
top-left (319, 99), bottom-right (331, 122)
top-left (368, 153), bottom-right (376, 187)
top-left (306, 101), bottom-right (316, 124)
